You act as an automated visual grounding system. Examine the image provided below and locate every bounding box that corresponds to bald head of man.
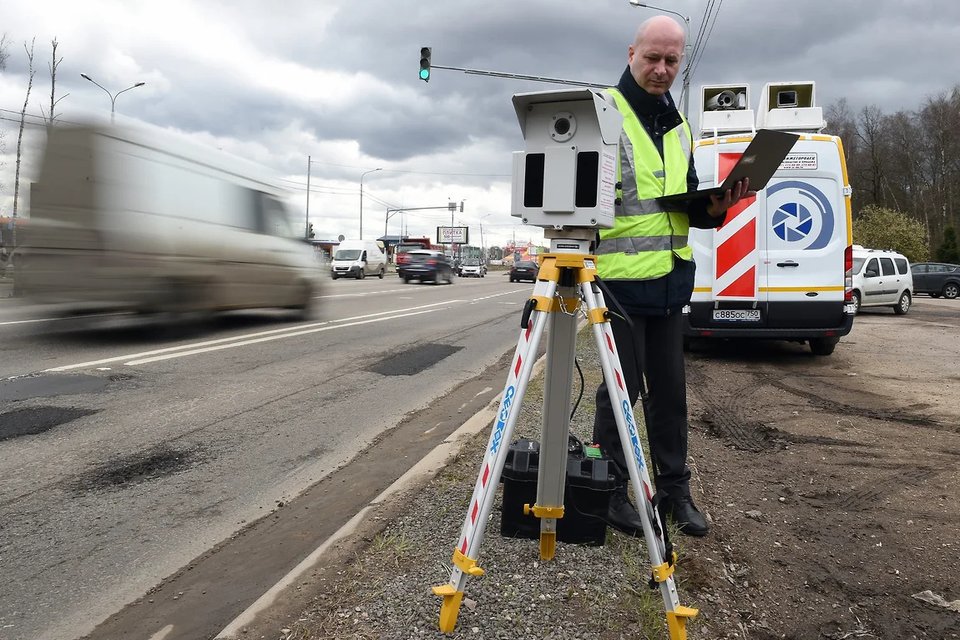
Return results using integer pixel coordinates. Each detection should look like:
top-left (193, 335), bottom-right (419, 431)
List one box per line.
top-left (627, 15), bottom-right (685, 96)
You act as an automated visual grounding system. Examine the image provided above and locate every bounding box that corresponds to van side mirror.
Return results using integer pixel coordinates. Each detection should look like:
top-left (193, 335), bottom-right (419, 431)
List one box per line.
top-left (865, 267), bottom-right (879, 278)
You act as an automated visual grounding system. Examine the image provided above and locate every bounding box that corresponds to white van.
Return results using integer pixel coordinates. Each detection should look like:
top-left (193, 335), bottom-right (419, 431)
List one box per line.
top-left (330, 239), bottom-right (386, 279)
top-left (850, 246), bottom-right (913, 314)
top-left (684, 82), bottom-right (855, 355)
top-left (20, 121), bottom-right (322, 320)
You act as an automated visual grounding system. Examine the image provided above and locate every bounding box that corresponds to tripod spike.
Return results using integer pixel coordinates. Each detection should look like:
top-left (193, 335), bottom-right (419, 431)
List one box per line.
top-left (431, 584), bottom-right (464, 633)
top-left (666, 605), bottom-right (699, 639)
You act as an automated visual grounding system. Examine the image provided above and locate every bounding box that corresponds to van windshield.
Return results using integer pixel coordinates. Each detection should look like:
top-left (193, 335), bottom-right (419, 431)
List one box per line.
top-left (853, 257), bottom-right (866, 273)
top-left (334, 249), bottom-right (362, 261)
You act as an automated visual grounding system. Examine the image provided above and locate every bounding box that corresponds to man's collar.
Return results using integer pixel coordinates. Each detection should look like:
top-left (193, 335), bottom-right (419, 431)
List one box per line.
top-left (616, 66), bottom-right (679, 116)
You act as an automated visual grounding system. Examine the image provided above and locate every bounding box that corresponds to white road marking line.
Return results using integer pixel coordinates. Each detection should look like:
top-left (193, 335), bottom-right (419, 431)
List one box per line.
top-left (44, 301), bottom-right (457, 372)
top-left (124, 308), bottom-right (441, 365)
top-left (0, 312), bottom-right (118, 327)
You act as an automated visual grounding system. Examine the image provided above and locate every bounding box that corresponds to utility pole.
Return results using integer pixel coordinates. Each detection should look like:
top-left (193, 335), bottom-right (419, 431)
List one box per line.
top-left (305, 155), bottom-right (311, 239)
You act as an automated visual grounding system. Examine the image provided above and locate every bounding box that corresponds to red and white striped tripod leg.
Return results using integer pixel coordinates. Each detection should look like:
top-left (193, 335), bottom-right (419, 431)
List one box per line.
top-left (580, 277), bottom-right (698, 640)
top-left (432, 276), bottom-right (557, 633)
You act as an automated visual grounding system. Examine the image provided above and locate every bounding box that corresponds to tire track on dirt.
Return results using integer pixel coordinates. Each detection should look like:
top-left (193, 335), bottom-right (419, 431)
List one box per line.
top-left (765, 378), bottom-right (956, 433)
top-left (687, 363), bottom-right (775, 452)
top-left (801, 467), bottom-right (939, 511)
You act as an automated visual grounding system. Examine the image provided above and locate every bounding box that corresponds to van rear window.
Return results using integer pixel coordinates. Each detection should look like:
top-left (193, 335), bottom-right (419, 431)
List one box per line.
top-left (894, 258), bottom-right (908, 274)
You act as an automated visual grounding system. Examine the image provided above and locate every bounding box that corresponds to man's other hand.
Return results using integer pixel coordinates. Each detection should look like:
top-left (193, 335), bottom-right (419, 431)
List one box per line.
top-left (707, 178), bottom-right (757, 217)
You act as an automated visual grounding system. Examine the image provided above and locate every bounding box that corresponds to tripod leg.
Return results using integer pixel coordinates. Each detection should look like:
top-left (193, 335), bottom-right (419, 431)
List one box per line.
top-left (433, 275), bottom-right (558, 632)
top-left (533, 266), bottom-right (580, 560)
top-left (580, 276), bottom-right (698, 640)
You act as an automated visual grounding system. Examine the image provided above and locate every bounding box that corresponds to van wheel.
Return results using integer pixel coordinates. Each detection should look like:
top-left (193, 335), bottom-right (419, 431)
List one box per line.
top-left (809, 337), bottom-right (838, 356)
top-left (357, 270), bottom-right (365, 280)
top-left (851, 291), bottom-right (861, 315)
top-left (378, 267), bottom-right (385, 279)
top-left (893, 291), bottom-right (911, 315)
top-left (943, 283), bottom-right (959, 299)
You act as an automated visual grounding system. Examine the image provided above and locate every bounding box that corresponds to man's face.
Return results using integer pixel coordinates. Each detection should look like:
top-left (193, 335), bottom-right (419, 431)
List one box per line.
top-left (628, 29), bottom-right (684, 96)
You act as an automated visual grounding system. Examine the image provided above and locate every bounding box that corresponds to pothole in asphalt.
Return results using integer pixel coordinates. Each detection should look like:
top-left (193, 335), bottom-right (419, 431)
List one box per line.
top-left (0, 373), bottom-right (114, 402)
top-left (367, 343), bottom-right (463, 376)
top-left (73, 445), bottom-right (204, 491)
top-left (0, 406), bottom-right (98, 441)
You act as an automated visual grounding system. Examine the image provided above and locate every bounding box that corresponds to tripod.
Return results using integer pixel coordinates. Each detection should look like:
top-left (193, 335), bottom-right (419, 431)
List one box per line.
top-left (432, 229), bottom-right (697, 639)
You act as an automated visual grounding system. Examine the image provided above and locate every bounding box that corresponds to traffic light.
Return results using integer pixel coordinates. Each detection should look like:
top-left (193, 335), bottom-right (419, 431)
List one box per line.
top-left (419, 47), bottom-right (431, 82)
top-left (308, 222), bottom-right (315, 239)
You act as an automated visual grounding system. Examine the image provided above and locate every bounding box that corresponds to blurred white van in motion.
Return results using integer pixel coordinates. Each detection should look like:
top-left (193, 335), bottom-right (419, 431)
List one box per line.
top-left (20, 122), bottom-right (322, 320)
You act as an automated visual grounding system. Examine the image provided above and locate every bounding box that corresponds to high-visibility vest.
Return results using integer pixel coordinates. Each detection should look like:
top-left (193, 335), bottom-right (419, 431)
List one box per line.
top-left (596, 88), bottom-right (693, 281)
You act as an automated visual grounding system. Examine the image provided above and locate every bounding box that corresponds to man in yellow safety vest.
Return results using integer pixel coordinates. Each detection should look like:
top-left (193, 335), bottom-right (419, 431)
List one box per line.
top-left (594, 15), bottom-right (753, 537)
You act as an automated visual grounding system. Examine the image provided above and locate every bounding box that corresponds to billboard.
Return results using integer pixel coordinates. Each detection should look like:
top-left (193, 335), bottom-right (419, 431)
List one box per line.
top-left (437, 226), bottom-right (469, 245)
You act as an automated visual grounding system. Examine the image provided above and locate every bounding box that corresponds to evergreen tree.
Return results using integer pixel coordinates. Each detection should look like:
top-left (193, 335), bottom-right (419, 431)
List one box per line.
top-left (853, 205), bottom-right (930, 262)
top-left (935, 226), bottom-right (959, 263)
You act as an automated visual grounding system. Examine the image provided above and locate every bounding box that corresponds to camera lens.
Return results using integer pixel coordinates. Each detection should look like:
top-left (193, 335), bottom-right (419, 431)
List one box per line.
top-left (554, 117), bottom-right (571, 135)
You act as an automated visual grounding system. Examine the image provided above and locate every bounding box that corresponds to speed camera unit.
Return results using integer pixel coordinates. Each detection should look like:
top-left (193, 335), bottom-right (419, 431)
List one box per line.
top-left (510, 89), bottom-right (623, 229)
top-left (756, 81), bottom-right (825, 132)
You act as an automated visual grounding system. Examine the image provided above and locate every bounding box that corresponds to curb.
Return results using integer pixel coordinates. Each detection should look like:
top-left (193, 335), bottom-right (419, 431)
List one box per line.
top-left (214, 355), bottom-right (548, 639)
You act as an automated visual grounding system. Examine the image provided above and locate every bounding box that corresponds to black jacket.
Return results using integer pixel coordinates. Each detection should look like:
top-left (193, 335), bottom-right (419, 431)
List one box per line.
top-left (602, 66), bottom-right (725, 315)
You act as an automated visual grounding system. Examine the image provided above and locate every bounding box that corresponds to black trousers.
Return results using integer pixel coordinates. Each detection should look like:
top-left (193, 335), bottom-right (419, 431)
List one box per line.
top-left (592, 310), bottom-right (691, 499)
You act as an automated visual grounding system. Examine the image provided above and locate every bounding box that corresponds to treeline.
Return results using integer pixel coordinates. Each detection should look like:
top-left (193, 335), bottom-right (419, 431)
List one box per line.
top-left (824, 85), bottom-right (960, 256)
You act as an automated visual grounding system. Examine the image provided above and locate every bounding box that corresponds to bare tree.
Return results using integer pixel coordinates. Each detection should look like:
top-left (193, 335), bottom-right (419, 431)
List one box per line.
top-left (40, 37), bottom-right (67, 126)
top-left (0, 32), bottom-right (9, 70)
top-left (12, 38), bottom-right (37, 248)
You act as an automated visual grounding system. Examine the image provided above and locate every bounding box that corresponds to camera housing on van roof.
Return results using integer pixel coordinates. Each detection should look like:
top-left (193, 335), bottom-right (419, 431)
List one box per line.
top-left (510, 89), bottom-right (623, 230)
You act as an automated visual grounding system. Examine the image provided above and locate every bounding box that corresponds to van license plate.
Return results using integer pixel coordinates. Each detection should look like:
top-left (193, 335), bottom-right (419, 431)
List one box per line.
top-left (712, 309), bottom-right (761, 322)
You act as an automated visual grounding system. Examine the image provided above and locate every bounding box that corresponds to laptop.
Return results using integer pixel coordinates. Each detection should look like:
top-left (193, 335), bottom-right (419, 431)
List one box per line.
top-left (658, 129), bottom-right (799, 204)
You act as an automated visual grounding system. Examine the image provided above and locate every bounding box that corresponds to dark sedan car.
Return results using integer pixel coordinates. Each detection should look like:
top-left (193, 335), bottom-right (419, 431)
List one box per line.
top-left (911, 262), bottom-right (960, 299)
top-left (509, 260), bottom-right (539, 283)
top-left (398, 250), bottom-right (456, 284)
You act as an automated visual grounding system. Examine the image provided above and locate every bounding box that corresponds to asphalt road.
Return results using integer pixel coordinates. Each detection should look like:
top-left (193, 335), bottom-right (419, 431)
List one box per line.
top-left (0, 272), bottom-right (535, 640)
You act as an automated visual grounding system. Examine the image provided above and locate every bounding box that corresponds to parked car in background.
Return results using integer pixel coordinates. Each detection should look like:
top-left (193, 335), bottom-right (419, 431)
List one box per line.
top-left (460, 258), bottom-right (487, 278)
top-left (509, 260), bottom-right (539, 283)
top-left (911, 262), bottom-right (960, 299)
top-left (850, 246), bottom-right (913, 314)
top-left (398, 250), bottom-right (456, 284)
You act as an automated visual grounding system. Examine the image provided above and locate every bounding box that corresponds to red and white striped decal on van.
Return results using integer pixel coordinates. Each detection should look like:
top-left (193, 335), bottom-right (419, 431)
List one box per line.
top-left (713, 152), bottom-right (759, 299)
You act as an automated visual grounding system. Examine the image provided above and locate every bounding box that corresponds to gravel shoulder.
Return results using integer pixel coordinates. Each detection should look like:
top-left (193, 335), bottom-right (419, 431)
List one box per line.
top-left (231, 308), bottom-right (960, 640)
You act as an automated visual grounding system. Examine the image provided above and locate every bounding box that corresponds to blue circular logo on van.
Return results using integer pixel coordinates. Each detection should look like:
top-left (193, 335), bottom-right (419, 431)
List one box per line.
top-left (772, 202), bottom-right (814, 242)
top-left (766, 181), bottom-right (834, 250)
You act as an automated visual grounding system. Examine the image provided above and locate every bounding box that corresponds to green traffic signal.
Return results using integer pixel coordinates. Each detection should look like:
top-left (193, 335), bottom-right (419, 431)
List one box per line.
top-left (419, 46), bottom-right (431, 83)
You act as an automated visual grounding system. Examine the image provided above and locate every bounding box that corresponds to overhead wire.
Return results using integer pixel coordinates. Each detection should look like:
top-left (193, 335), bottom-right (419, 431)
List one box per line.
top-left (688, 0), bottom-right (724, 80)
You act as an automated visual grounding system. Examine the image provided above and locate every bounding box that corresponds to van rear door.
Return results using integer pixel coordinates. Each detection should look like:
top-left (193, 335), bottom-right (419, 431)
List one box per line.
top-left (761, 136), bottom-right (848, 329)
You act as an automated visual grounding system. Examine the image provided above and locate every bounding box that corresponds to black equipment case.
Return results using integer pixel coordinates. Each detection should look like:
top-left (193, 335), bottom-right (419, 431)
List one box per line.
top-left (500, 437), bottom-right (617, 546)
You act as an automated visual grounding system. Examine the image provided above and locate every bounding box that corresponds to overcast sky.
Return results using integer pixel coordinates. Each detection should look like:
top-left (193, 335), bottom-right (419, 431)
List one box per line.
top-left (2, 0), bottom-right (959, 248)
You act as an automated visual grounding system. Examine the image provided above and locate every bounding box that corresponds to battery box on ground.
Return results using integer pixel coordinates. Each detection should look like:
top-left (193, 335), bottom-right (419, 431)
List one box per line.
top-left (500, 438), bottom-right (618, 546)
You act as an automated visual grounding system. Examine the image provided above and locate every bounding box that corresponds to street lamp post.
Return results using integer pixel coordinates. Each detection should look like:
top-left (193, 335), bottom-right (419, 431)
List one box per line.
top-left (358, 168), bottom-right (382, 240)
top-left (627, 1), bottom-right (692, 120)
top-left (80, 73), bottom-right (146, 124)
top-left (305, 155), bottom-right (312, 239)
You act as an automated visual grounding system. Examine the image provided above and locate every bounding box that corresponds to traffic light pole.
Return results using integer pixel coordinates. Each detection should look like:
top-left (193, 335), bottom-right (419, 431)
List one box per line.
top-left (384, 204), bottom-right (461, 247)
top-left (427, 64), bottom-right (607, 89)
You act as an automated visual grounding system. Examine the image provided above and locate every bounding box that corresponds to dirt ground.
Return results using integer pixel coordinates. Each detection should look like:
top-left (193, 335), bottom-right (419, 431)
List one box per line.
top-left (242, 299), bottom-right (960, 640)
top-left (679, 301), bottom-right (960, 639)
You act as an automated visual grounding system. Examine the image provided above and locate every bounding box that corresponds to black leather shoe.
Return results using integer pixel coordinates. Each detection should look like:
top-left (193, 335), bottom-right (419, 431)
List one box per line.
top-left (605, 492), bottom-right (644, 537)
top-left (667, 495), bottom-right (709, 537)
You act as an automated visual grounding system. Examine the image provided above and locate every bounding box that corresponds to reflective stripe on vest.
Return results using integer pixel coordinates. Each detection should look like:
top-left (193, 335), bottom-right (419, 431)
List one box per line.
top-left (597, 88), bottom-right (693, 281)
